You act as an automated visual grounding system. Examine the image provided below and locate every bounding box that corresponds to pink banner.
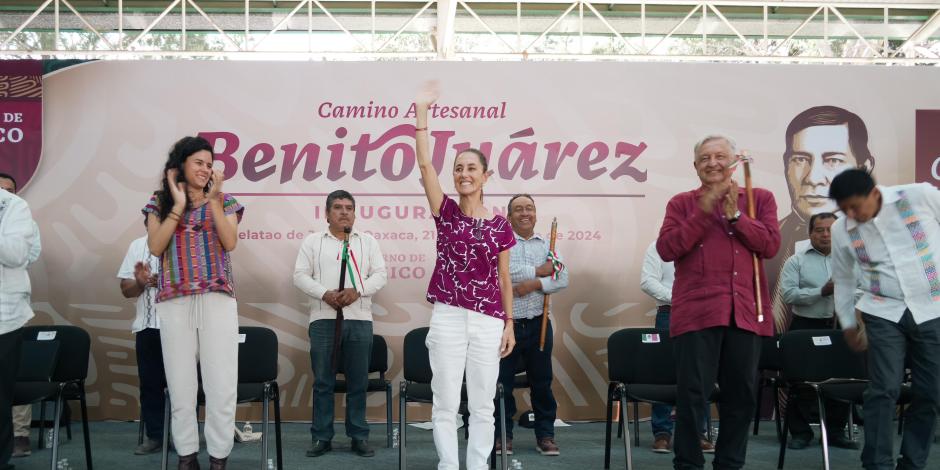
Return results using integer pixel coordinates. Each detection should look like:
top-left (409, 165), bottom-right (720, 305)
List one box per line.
top-left (0, 59), bottom-right (43, 190)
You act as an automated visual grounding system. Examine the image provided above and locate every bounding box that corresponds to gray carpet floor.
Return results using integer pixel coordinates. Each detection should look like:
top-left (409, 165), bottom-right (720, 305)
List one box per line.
top-left (8, 420), bottom-right (939, 469)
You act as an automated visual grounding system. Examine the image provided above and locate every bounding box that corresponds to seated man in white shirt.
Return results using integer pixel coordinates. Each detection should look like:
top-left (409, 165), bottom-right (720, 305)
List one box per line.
top-left (830, 169), bottom-right (940, 470)
top-left (293, 190), bottom-right (388, 459)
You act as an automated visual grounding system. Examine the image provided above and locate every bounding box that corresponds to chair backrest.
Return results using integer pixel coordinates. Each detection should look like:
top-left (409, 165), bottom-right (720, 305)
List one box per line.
top-left (237, 326), bottom-right (278, 383)
top-left (17, 339), bottom-right (60, 382)
top-left (780, 329), bottom-right (866, 383)
top-left (607, 328), bottom-right (675, 385)
top-left (758, 335), bottom-right (783, 371)
top-left (20, 325), bottom-right (90, 382)
top-left (370, 334), bottom-right (389, 374)
top-left (403, 327), bottom-right (432, 384)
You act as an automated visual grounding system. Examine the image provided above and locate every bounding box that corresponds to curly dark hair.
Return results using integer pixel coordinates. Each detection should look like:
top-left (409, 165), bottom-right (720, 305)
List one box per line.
top-left (153, 136), bottom-right (214, 222)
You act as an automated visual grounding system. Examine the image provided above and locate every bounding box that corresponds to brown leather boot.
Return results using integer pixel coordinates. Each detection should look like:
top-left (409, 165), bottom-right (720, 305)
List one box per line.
top-left (178, 453), bottom-right (200, 470)
top-left (208, 456), bottom-right (227, 470)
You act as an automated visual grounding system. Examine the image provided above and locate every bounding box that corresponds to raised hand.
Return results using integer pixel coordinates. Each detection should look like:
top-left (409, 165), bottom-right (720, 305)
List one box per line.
top-left (416, 80), bottom-right (440, 109)
top-left (166, 168), bottom-right (187, 209)
top-left (207, 168), bottom-right (224, 199)
top-left (723, 180), bottom-right (739, 220)
top-left (133, 261), bottom-right (152, 288)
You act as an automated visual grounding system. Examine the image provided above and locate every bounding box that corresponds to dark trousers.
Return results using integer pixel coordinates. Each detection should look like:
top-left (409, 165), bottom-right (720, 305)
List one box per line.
top-left (309, 319), bottom-right (373, 441)
top-left (0, 328), bottom-right (23, 467)
top-left (862, 311), bottom-right (940, 470)
top-left (786, 315), bottom-right (848, 441)
top-left (652, 306), bottom-right (708, 437)
top-left (673, 326), bottom-right (761, 470)
top-left (494, 316), bottom-right (557, 440)
top-left (136, 328), bottom-right (167, 439)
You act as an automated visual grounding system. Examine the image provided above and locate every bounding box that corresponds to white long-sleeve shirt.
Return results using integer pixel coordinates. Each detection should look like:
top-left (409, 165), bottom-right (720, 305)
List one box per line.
top-left (832, 183), bottom-right (940, 330)
top-left (0, 191), bottom-right (39, 334)
top-left (640, 240), bottom-right (674, 307)
top-left (293, 229), bottom-right (388, 323)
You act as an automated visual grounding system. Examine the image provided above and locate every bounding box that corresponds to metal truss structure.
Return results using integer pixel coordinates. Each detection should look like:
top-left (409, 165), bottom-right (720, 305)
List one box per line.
top-left (1, 0), bottom-right (939, 63)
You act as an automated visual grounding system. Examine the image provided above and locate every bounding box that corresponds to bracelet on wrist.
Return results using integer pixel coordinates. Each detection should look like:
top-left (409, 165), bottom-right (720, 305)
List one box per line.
top-left (415, 127), bottom-right (428, 132)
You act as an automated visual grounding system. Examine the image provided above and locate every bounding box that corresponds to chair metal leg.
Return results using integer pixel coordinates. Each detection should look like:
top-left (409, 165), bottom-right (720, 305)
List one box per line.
top-left (498, 384), bottom-right (508, 470)
top-left (773, 382), bottom-right (783, 443)
top-left (618, 386), bottom-right (633, 470)
top-left (399, 381), bottom-right (407, 470)
top-left (272, 384), bottom-right (284, 470)
top-left (138, 411), bottom-right (145, 446)
top-left (604, 384), bottom-right (614, 470)
top-left (386, 384), bottom-right (393, 449)
top-left (848, 403), bottom-right (856, 442)
top-left (39, 401), bottom-right (47, 449)
top-left (633, 401), bottom-right (640, 447)
top-left (50, 390), bottom-right (63, 470)
top-left (815, 388), bottom-right (831, 470)
top-left (897, 403), bottom-right (905, 436)
top-left (261, 385), bottom-right (270, 470)
top-left (706, 408), bottom-right (713, 442)
top-left (79, 383), bottom-right (94, 470)
top-left (754, 377), bottom-right (765, 435)
top-left (64, 402), bottom-right (73, 441)
top-left (778, 388), bottom-right (793, 470)
top-left (161, 389), bottom-right (171, 470)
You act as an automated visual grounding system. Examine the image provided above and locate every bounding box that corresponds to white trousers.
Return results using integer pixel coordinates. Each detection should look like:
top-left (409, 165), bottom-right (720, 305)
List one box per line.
top-left (426, 303), bottom-right (504, 470)
top-left (157, 292), bottom-right (238, 458)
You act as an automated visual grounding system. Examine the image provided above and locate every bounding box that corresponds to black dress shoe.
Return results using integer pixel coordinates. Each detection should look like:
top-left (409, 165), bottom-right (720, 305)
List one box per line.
top-left (208, 456), bottom-right (227, 470)
top-left (306, 440), bottom-right (332, 457)
top-left (351, 439), bottom-right (375, 457)
top-left (178, 452), bottom-right (201, 470)
top-left (788, 436), bottom-right (812, 450)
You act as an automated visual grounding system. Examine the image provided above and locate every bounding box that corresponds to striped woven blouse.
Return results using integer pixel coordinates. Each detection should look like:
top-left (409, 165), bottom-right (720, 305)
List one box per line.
top-left (142, 193), bottom-right (245, 303)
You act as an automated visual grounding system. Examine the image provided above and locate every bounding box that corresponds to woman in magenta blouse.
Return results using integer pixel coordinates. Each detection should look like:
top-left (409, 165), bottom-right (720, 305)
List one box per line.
top-left (143, 136), bottom-right (244, 470)
top-left (414, 82), bottom-right (517, 470)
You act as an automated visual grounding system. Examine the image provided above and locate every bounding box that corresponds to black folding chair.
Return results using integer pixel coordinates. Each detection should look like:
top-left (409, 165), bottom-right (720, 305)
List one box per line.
top-left (13, 325), bottom-right (93, 470)
top-left (604, 327), bottom-right (718, 470)
top-left (777, 329), bottom-right (867, 470)
top-left (333, 334), bottom-right (393, 448)
top-left (161, 326), bottom-right (283, 470)
top-left (753, 334), bottom-right (784, 442)
top-left (398, 327), bottom-right (508, 470)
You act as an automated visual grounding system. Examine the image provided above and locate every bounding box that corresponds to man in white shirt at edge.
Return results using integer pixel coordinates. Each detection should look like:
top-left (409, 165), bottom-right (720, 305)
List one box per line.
top-left (0, 183), bottom-right (40, 470)
top-left (1, 173), bottom-right (41, 461)
top-left (293, 190), bottom-right (388, 459)
top-left (829, 169), bottom-right (940, 470)
top-left (117, 233), bottom-right (166, 455)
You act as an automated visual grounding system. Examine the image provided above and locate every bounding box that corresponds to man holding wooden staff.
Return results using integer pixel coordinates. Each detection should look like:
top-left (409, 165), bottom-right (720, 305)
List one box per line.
top-left (657, 135), bottom-right (780, 470)
top-left (493, 194), bottom-right (568, 457)
top-left (293, 190), bottom-right (388, 458)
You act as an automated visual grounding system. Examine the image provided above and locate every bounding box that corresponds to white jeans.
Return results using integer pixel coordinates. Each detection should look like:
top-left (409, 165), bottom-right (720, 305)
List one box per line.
top-left (157, 292), bottom-right (238, 458)
top-left (426, 303), bottom-right (504, 470)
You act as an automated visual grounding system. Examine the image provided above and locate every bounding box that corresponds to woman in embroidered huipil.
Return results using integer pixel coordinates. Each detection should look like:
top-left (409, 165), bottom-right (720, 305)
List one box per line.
top-left (414, 82), bottom-right (517, 470)
top-left (143, 136), bottom-right (244, 470)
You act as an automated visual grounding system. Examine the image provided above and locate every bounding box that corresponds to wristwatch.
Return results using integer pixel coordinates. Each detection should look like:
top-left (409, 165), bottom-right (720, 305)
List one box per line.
top-left (728, 210), bottom-right (741, 223)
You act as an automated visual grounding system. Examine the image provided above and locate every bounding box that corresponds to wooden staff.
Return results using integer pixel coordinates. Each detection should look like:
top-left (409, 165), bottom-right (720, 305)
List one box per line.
top-left (741, 155), bottom-right (764, 323)
top-left (539, 218), bottom-right (559, 351)
top-left (332, 227), bottom-right (352, 372)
